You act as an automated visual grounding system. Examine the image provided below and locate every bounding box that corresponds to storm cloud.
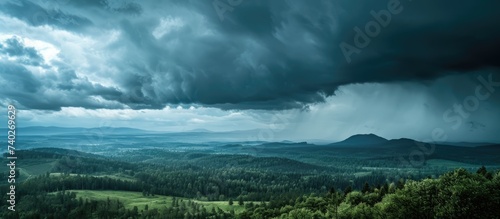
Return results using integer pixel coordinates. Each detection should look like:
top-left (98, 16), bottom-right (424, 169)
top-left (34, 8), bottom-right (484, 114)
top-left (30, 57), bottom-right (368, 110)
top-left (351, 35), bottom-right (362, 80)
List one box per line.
top-left (1, 0), bottom-right (500, 111)
top-left (0, 37), bottom-right (44, 66)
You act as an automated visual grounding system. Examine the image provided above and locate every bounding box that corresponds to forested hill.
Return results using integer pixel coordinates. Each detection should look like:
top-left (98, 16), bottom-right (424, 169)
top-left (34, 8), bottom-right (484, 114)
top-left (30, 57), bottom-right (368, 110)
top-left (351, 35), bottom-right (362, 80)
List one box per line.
top-left (0, 148), bottom-right (499, 218)
top-left (240, 168), bottom-right (500, 218)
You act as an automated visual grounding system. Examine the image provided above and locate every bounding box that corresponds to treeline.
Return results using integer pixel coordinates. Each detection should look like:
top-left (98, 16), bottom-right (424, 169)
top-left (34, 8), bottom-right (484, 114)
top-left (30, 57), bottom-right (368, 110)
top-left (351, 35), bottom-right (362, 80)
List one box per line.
top-left (113, 149), bottom-right (441, 200)
top-left (17, 173), bottom-right (146, 195)
top-left (5, 148), bottom-right (456, 202)
top-left (1, 190), bottom-right (233, 219)
top-left (17, 149), bottom-right (137, 175)
top-left (1, 167), bottom-right (498, 218)
top-left (35, 149), bottom-right (400, 201)
top-left (3, 148), bottom-right (497, 218)
top-left (239, 167), bottom-right (500, 219)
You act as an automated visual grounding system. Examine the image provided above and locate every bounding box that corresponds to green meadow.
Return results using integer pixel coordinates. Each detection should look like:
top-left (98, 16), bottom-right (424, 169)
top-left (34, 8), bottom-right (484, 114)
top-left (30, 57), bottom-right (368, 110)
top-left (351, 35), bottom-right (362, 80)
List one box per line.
top-left (70, 190), bottom-right (248, 213)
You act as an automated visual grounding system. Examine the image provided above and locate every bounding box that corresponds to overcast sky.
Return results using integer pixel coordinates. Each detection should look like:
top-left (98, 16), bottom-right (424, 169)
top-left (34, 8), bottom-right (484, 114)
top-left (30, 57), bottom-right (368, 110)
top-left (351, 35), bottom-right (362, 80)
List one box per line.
top-left (1, 0), bottom-right (499, 142)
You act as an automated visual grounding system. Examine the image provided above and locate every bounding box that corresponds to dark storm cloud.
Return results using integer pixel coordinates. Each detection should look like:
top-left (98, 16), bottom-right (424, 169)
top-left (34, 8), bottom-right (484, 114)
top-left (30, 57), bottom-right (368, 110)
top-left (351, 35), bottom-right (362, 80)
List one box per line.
top-left (0, 61), bottom-right (41, 93)
top-left (67, 0), bottom-right (143, 15)
top-left (114, 0), bottom-right (500, 110)
top-left (0, 61), bottom-right (124, 110)
top-left (0, 37), bottom-right (44, 66)
top-left (103, 0), bottom-right (342, 110)
top-left (1, 0), bottom-right (500, 110)
top-left (0, 0), bottom-right (92, 31)
top-left (333, 0), bottom-right (500, 83)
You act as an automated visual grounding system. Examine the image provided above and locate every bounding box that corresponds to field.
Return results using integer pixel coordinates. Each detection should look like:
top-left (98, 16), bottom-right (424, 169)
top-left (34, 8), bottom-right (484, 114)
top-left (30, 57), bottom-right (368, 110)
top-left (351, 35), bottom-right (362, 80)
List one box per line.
top-left (425, 159), bottom-right (490, 169)
top-left (69, 190), bottom-right (248, 213)
top-left (50, 173), bottom-right (137, 182)
top-left (16, 159), bottom-right (55, 181)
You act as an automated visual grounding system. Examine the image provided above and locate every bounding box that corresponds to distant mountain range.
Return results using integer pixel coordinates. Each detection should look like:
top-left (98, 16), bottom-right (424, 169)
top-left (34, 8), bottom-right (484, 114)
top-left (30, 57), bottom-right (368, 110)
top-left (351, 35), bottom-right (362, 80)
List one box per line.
top-left (328, 133), bottom-right (499, 148)
top-left (187, 128), bottom-right (214, 133)
top-left (331, 133), bottom-right (388, 146)
top-left (3, 127), bottom-right (498, 147)
top-left (215, 134), bottom-right (500, 166)
top-left (5, 127), bottom-right (499, 165)
top-left (1, 126), bottom-right (155, 136)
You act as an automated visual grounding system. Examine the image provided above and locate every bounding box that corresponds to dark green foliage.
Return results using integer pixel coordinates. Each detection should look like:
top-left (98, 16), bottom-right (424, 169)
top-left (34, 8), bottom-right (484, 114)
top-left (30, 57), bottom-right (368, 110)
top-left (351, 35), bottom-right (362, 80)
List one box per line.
top-left (362, 182), bottom-right (371, 194)
top-left (1, 149), bottom-right (499, 218)
top-left (343, 185), bottom-right (352, 196)
top-left (241, 167), bottom-right (500, 219)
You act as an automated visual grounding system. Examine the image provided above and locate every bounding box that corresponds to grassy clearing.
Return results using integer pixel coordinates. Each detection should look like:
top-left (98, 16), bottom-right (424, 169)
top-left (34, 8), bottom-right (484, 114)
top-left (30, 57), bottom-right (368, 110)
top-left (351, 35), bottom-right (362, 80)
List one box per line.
top-left (70, 190), bottom-right (172, 211)
top-left (50, 173), bottom-right (136, 182)
top-left (353, 171), bottom-right (372, 177)
top-left (425, 159), bottom-right (482, 169)
top-left (16, 168), bottom-right (31, 182)
top-left (16, 159), bottom-right (56, 181)
top-left (69, 190), bottom-right (247, 213)
top-left (194, 200), bottom-right (247, 213)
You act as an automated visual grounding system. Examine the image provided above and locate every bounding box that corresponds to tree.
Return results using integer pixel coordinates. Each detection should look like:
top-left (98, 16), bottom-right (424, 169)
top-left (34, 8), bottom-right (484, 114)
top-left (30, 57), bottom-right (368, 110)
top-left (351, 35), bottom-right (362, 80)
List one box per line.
top-left (379, 183), bottom-right (388, 196)
top-left (362, 182), bottom-right (371, 194)
top-left (238, 196), bottom-right (244, 206)
top-left (345, 191), bottom-right (364, 206)
top-left (477, 166), bottom-right (493, 180)
top-left (286, 208), bottom-right (315, 219)
top-left (477, 165), bottom-right (487, 176)
top-left (343, 185), bottom-right (352, 196)
top-left (132, 206), bottom-right (139, 216)
top-left (228, 198), bottom-right (234, 206)
top-left (396, 178), bottom-right (405, 189)
top-left (388, 183), bottom-right (396, 194)
top-left (328, 188), bottom-right (341, 219)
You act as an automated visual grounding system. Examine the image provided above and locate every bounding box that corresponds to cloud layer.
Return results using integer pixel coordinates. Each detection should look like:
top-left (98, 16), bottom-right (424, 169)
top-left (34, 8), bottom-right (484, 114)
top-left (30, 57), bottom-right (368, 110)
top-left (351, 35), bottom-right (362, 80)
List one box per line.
top-left (1, 0), bottom-right (500, 111)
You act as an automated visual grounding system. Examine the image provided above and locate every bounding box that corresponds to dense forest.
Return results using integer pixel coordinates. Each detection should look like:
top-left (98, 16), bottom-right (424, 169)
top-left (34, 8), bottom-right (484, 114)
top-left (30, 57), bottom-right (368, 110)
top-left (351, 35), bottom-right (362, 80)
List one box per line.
top-left (1, 148), bottom-right (499, 218)
top-left (240, 168), bottom-right (500, 219)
